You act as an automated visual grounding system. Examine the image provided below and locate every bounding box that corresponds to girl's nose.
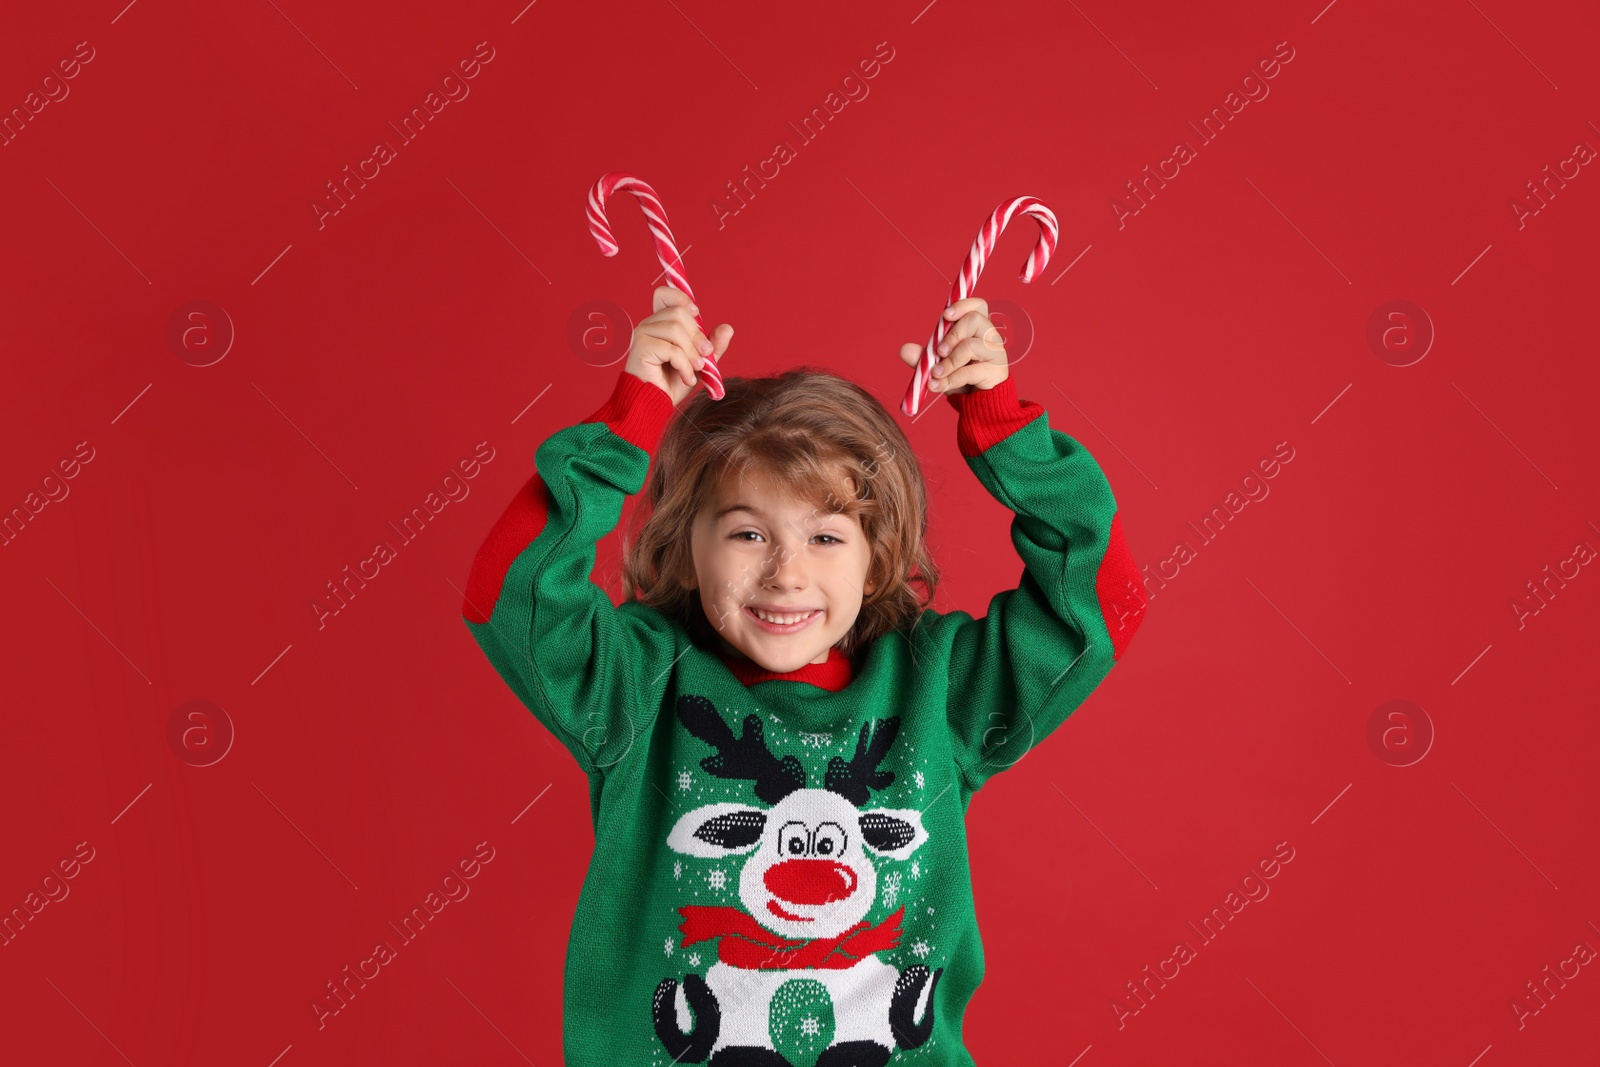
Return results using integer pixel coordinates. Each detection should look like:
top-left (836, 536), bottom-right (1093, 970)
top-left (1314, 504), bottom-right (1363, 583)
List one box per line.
top-left (761, 548), bottom-right (807, 587)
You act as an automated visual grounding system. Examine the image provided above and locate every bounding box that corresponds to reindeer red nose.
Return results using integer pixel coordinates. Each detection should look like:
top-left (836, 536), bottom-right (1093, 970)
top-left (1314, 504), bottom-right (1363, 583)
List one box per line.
top-left (764, 859), bottom-right (857, 905)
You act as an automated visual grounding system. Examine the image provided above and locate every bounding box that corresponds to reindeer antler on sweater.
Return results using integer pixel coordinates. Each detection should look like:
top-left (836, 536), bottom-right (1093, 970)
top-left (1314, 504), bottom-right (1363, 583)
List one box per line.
top-left (824, 718), bottom-right (901, 806)
top-left (676, 695), bottom-right (807, 805)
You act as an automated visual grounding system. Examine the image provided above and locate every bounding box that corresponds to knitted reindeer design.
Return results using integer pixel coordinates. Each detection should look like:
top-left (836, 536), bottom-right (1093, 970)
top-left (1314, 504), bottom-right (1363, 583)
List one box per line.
top-left (653, 695), bottom-right (943, 1066)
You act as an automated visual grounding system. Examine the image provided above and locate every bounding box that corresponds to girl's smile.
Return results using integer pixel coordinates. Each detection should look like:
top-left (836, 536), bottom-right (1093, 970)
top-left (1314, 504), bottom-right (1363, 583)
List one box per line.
top-left (743, 605), bottom-right (825, 635)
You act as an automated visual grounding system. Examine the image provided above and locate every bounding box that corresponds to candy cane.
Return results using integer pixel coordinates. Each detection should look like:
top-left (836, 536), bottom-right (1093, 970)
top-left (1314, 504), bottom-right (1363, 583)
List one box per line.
top-left (586, 172), bottom-right (725, 400)
top-left (902, 195), bottom-right (1059, 417)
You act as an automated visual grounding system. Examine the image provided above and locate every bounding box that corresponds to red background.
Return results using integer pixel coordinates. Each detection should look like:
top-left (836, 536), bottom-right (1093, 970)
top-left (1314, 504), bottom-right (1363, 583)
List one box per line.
top-left (3, 0), bottom-right (1597, 1063)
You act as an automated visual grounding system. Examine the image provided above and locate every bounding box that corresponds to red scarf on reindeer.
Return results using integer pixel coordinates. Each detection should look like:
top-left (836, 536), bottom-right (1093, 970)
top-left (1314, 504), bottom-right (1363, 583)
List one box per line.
top-left (677, 904), bottom-right (904, 970)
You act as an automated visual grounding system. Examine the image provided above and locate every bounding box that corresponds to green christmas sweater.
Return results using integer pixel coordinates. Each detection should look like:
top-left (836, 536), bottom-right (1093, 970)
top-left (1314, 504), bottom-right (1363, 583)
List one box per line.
top-left (460, 368), bottom-right (1147, 1066)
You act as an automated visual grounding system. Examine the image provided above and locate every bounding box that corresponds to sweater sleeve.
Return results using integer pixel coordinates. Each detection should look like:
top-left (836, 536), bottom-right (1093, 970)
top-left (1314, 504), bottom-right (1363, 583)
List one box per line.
top-left (459, 370), bottom-right (681, 777)
top-left (938, 377), bottom-right (1148, 791)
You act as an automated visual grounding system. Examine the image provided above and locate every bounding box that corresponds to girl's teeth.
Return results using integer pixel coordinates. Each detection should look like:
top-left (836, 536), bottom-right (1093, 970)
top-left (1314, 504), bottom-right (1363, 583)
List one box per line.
top-left (754, 609), bottom-right (815, 625)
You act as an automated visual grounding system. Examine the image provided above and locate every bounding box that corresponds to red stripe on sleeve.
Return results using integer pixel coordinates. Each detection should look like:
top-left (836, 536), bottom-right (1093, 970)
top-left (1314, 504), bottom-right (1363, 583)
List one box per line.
top-left (1094, 511), bottom-right (1147, 660)
top-left (461, 472), bottom-right (550, 624)
top-left (459, 372), bottom-right (676, 624)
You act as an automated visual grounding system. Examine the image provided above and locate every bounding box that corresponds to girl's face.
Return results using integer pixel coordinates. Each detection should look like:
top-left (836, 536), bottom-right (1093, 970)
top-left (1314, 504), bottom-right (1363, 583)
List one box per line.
top-left (685, 465), bottom-right (874, 673)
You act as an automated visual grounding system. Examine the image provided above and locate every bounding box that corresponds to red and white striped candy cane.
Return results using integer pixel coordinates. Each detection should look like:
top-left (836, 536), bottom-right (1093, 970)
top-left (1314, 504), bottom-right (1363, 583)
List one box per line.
top-left (902, 195), bottom-right (1059, 417)
top-left (586, 172), bottom-right (725, 400)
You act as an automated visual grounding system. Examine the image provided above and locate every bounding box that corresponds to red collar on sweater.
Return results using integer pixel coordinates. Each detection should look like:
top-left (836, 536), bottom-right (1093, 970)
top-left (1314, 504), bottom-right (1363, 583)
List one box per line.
top-left (677, 904), bottom-right (903, 969)
top-left (714, 645), bottom-right (854, 691)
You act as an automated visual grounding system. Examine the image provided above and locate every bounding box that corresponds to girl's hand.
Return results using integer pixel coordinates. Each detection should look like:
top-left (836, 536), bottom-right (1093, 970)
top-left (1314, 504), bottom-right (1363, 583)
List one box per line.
top-left (625, 285), bottom-right (734, 405)
top-left (898, 297), bottom-right (1008, 396)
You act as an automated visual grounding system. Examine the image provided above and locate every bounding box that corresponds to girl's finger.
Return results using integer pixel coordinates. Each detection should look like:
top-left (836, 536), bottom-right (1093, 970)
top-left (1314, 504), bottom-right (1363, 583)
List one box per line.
top-left (899, 342), bottom-right (922, 367)
top-left (668, 302), bottom-right (699, 332)
top-left (973, 322), bottom-right (1007, 359)
top-left (644, 303), bottom-right (705, 345)
top-left (942, 297), bottom-right (988, 322)
top-left (933, 335), bottom-right (1007, 389)
top-left (681, 311), bottom-right (720, 357)
top-left (643, 336), bottom-right (697, 387)
top-left (639, 334), bottom-right (675, 372)
top-left (934, 361), bottom-right (1000, 394)
top-left (642, 314), bottom-right (712, 360)
top-left (665, 334), bottom-right (703, 384)
top-left (708, 323), bottom-right (735, 359)
top-left (670, 304), bottom-right (715, 355)
top-left (934, 332), bottom-right (985, 378)
top-left (668, 344), bottom-right (699, 388)
top-left (936, 310), bottom-right (991, 358)
top-left (652, 284), bottom-right (699, 317)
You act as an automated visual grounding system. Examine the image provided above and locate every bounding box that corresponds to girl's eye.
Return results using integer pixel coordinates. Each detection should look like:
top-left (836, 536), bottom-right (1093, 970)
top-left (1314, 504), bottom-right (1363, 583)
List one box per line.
top-left (730, 531), bottom-right (843, 544)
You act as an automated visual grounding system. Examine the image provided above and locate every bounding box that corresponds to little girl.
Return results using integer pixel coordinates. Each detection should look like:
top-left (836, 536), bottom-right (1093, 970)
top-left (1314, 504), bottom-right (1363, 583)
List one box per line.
top-left (461, 285), bottom-right (1146, 1066)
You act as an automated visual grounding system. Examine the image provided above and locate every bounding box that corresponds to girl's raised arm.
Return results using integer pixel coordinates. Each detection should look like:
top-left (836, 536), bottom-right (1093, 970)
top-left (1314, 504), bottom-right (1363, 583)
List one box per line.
top-left (459, 370), bottom-right (681, 780)
top-left (935, 378), bottom-right (1148, 792)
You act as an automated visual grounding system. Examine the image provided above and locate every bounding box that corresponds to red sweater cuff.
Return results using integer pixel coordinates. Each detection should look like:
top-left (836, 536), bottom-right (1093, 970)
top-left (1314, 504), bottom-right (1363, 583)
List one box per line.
top-left (948, 376), bottom-right (1044, 457)
top-left (583, 370), bottom-right (677, 454)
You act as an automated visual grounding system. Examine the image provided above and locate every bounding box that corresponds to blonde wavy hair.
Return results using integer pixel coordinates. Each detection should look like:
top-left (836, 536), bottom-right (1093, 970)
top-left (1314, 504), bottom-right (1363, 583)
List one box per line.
top-left (620, 368), bottom-right (940, 663)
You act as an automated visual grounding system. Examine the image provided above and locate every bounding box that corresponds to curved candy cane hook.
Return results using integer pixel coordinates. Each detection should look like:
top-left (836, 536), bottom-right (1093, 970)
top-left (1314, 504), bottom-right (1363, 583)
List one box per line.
top-left (586, 172), bottom-right (725, 400)
top-left (902, 195), bottom-right (1059, 417)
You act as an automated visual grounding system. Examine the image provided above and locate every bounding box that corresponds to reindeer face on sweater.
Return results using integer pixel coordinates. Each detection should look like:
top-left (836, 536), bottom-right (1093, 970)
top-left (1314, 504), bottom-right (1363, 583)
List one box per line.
top-left (667, 695), bottom-right (928, 940)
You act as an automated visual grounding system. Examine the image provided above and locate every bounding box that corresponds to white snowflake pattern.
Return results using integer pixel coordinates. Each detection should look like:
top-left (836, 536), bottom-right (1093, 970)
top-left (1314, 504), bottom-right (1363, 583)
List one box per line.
top-left (664, 937), bottom-right (675, 957)
top-left (798, 731), bottom-right (834, 749)
top-left (801, 1016), bottom-right (821, 1037)
top-left (911, 939), bottom-right (932, 959)
top-left (911, 859), bottom-right (921, 880)
top-left (674, 860), bottom-right (682, 880)
top-left (689, 952), bottom-right (702, 967)
top-left (927, 906), bottom-right (935, 915)
top-left (914, 770), bottom-right (925, 789)
top-left (677, 769), bottom-right (693, 791)
top-left (709, 869), bottom-right (727, 891)
top-left (883, 870), bottom-right (902, 908)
